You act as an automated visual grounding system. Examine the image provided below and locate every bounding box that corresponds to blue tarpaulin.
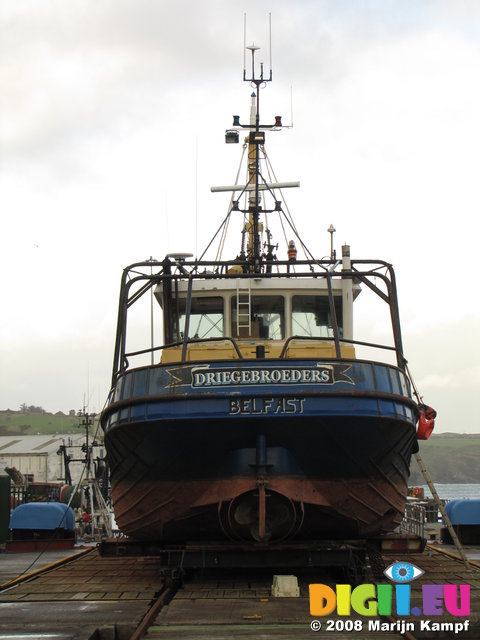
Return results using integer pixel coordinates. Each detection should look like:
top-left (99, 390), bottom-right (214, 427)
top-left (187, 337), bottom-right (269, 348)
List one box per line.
top-left (445, 499), bottom-right (480, 525)
top-left (9, 502), bottom-right (75, 531)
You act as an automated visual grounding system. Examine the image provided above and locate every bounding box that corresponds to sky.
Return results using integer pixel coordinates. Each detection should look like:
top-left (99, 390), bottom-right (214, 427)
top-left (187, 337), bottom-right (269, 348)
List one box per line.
top-left (1, 0), bottom-right (480, 433)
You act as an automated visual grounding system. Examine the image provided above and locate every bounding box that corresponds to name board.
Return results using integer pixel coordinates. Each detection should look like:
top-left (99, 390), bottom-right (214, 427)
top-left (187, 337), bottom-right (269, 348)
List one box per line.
top-left (167, 364), bottom-right (353, 387)
top-left (194, 366), bottom-right (333, 387)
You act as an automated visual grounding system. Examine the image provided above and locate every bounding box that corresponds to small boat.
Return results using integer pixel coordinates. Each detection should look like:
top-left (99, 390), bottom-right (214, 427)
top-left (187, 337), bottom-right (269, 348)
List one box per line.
top-left (100, 44), bottom-right (434, 544)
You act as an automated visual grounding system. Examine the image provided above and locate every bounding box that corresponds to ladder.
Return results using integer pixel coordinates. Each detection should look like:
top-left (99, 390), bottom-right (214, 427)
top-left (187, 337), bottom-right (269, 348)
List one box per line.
top-left (414, 451), bottom-right (470, 569)
top-left (236, 280), bottom-right (251, 337)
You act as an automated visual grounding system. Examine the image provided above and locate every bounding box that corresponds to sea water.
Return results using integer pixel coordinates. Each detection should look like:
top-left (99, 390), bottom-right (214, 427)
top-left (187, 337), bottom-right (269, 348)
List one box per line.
top-left (421, 484), bottom-right (480, 501)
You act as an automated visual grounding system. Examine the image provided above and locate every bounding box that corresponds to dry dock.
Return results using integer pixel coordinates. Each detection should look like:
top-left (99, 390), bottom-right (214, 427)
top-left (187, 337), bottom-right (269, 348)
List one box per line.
top-left (0, 543), bottom-right (478, 639)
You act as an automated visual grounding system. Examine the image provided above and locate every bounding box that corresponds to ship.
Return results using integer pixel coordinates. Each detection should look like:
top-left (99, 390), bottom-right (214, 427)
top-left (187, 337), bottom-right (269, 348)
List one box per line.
top-left (100, 44), bottom-right (435, 544)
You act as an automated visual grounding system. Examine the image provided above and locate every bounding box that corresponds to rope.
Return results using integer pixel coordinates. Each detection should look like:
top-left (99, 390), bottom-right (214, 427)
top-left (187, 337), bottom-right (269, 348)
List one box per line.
top-left (213, 143), bottom-right (247, 262)
top-left (261, 146), bottom-right (324, 270)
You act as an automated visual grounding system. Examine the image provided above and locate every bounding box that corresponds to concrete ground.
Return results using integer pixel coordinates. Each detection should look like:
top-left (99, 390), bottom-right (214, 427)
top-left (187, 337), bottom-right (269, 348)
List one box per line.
top-left (0, 544), bottom-right (94, 586)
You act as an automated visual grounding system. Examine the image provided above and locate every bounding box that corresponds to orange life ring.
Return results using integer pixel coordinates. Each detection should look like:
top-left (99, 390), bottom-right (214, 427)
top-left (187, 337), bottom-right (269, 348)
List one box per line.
top-left (416, 405), bottom-right (436, 440)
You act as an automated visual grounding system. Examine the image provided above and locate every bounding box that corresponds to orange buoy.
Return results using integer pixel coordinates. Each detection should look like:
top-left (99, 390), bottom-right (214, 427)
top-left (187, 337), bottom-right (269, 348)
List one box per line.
top-left (416, 404), bottom-right (436, 440)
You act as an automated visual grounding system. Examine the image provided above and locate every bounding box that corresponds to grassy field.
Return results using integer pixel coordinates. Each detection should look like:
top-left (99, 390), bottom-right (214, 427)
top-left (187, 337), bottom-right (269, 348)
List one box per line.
top-left (0, 411), bottom-right (90, 435)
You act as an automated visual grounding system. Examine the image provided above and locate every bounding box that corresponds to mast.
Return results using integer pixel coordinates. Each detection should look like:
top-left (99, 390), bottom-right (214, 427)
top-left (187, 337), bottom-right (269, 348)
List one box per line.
top-left (212, 40), bottom-right (299, 269)
top-left (246, 90), bottom-right (260, 265)
top-left (244, 44), bottom-right (271, 272)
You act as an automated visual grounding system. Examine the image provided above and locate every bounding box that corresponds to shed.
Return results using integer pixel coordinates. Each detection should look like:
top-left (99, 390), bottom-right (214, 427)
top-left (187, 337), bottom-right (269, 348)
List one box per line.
top-left (0, 435), bottom-right (105, 484)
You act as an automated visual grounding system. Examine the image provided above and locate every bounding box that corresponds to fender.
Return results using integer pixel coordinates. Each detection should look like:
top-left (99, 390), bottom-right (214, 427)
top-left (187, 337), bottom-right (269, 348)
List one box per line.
top-left (416, 404), bottom-right (436, 440)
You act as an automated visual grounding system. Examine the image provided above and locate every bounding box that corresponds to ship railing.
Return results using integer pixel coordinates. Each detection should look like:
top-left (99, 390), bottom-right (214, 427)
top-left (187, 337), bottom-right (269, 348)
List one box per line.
top-left (122, 336), bottom-right (244, 369)
top-left (121, 333), bottom-right (402, 371)
top-left (279, 335), bottom-right (398, 358)
top-left (123, 256), bottom-right (396, 276)
top-left (400, 502), bottom-right (426, 538)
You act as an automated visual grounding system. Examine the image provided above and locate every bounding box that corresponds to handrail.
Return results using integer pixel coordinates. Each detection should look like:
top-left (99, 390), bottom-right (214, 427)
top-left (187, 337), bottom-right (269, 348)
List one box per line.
top-left (123, 336), bottom-right (244, 366)
top-left (279, 335), bottom-right (399, 359)
top-left (120, 256), bottom-right (394, 273)
top-left (123, 334), bottom-right (399, 371)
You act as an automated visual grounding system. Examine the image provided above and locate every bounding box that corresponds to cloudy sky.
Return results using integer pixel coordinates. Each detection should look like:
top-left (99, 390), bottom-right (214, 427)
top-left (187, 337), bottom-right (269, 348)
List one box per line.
top-left (2, 0), bottom-right (480, 433)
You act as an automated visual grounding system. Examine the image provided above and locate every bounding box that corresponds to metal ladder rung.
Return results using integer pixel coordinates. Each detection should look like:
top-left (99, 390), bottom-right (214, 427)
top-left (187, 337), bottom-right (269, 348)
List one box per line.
top-left (236, 280), bottom-right (251, 335)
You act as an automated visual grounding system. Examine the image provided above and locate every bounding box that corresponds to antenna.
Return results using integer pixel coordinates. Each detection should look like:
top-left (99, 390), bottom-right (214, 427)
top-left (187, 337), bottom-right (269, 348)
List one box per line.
top-left (195, 136), bottom-right (198, 260)
top-left (243, 14), bottom-right (247, 77)
top-left (290, 86), bottom-right (294, 128)
top-left (215, 15), bottom-right (299, 272)
top-left (328, 224), bottom-right (336, 261)
top-left (269, 13), bottom-right (272, 78)
top-left (243, 14), bottom-right (273, 83)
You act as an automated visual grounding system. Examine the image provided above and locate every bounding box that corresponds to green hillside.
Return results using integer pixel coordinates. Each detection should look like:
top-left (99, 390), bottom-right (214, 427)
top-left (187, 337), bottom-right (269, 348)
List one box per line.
top-left (0, 410), bottom-right (85, 435)
top-left (410, 433), bottom-right (480, 484)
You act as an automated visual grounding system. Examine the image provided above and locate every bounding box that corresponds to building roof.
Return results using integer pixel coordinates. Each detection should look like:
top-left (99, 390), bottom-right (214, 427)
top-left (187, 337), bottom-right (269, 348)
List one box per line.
top-left (0, 434), bottom-right (86, 455)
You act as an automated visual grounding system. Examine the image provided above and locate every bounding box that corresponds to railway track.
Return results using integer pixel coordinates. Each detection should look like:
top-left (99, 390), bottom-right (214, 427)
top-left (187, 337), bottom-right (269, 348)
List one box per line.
top-left (0, 544), bottom-right (477, 639)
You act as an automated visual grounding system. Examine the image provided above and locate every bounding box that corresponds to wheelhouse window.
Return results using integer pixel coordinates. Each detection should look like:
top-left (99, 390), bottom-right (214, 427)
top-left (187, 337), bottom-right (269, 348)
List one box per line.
top-left (231, 295), bottom-right (285, 339)
top-left (292, 295), bottom-right (343, 338)
top-left (172, 296), bottom-right (224, 342)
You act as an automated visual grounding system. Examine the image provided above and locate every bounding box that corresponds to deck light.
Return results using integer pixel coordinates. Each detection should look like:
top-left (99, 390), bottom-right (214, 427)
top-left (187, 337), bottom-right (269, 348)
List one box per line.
top-left (225, 130), bottom-right (239, 144)
top-left (275, 116), bottom-right (282, 127)
top-left (233, 115), bottom-right (240, 126)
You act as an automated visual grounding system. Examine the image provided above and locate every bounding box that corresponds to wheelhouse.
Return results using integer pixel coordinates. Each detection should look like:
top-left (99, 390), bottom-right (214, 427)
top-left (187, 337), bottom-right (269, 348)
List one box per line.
top-left (108, 246), bottom-right (409, 386)
top-left (155, 263), bottom-right (359, 363)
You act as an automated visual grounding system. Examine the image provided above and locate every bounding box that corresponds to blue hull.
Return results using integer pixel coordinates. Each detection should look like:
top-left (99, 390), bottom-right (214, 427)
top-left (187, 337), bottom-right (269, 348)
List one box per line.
top-left (101, 358), bottom-right (419, 542)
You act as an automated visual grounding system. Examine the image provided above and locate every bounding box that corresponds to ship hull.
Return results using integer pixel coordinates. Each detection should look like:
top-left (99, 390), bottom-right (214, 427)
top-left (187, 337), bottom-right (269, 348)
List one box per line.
top-left (102, 359), bottom-right (419, 542)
